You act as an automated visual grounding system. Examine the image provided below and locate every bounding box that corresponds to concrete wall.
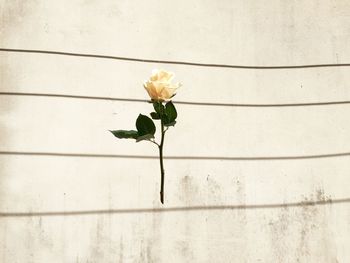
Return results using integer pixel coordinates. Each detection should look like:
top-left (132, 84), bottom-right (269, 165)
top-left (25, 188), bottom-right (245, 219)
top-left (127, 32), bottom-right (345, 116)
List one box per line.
top-left (1, 1), bottom-right (350, 262)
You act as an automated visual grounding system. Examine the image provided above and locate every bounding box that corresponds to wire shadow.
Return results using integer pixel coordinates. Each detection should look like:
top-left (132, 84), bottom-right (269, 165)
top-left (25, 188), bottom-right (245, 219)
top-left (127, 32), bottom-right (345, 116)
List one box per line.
top-left (0, 198), bottom-right (348, 217)
top-left (1, 92), bottom-right (350, 108)
top-left (1, 48), bottom-right (350, 69)
top-left (0, 151), bottom-right (350, 161)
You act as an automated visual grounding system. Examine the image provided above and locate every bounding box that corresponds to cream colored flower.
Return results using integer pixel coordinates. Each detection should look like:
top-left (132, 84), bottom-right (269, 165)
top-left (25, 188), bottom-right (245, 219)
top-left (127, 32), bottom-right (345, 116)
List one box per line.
top-left (144, 69), bottom-right (181, 101)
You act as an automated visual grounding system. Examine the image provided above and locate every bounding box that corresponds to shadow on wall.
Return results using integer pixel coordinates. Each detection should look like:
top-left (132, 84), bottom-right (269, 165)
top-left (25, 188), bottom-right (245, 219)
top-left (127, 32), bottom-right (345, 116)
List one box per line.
top-left (1, 48), bottom-right (350, 69)
top-left (2, 91), bottom-right (350, 107)
top-left (0, 198), bottom-right (349, 217)
top-left (1, 150), bottom-right (350, 160)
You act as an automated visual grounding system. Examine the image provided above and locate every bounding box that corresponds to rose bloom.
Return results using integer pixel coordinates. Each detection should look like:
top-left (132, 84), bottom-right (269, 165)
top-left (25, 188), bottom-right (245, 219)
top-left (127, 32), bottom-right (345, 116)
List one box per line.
top-left (144, 69), bottom-right (181, 101)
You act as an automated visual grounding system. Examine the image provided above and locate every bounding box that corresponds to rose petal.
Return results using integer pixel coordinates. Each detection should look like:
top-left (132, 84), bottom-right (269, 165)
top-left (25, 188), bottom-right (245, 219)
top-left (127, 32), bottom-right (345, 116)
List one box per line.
top-left (144, 82), bottom-right (158, 100)
top-left (159, 86), bottom-right (171, 100)
top-left (158, 70), bottom-right (174, 82)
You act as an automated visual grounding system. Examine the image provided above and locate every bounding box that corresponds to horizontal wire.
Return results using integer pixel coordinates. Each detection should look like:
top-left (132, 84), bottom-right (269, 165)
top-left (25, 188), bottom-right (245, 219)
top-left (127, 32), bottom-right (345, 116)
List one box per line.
top-left (1, 48), bottom-right (350, 69)
top-left (1, 151), bottom-right (350, 161)
top-left (0, 198), bottom-right (348, 217)
top-left (1, 92), bottom-right (350, 108)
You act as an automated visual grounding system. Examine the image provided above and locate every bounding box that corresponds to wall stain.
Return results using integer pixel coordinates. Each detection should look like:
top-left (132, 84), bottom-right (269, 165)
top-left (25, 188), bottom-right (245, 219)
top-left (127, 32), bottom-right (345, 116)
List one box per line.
top-left (180, 175), bottom-right (199, 205)
top-left (296, 188), bottom-right (336, 262)
top-left (36, 216), bottom-right (54, 250)
top-left (204, 175), bottom-right (223, 261)
top-left (0, 0), bottom-right (37, 34)
top-left (0, 2), bottom-right (37, 260)
top-left (0, 44), bottom-right (15, 213)
top-left (146, 185), bottom-right (163, 263)
top-left (234, 175), bottom-right (248, 257)
top-left (206, 174), bottom-right (221, 204)
top-left (268, 188), bottom-right (336, 262)
top-left (118, 235), bottom-right (124, 263)
top-left (89, 215), bottom-right (117, 262)
top-left (138, 238), bottom-right (146, 262)
top-left (176, 175), bottom-right (197, 261)
top-left (268, 206), bottom-right (291, 262)
top-left (25, 215), bottom-right (36, 263)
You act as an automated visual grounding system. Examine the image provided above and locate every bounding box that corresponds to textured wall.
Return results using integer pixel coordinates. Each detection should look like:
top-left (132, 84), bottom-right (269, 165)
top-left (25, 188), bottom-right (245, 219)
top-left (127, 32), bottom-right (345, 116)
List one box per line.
top-left (1, 1), bottom-right (350, 262)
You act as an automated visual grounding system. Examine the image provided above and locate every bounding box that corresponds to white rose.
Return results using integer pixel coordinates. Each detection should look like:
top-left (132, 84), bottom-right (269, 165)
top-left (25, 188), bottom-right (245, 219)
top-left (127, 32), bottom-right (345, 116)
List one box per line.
top-left (143, 69), bottom-right (181, 101)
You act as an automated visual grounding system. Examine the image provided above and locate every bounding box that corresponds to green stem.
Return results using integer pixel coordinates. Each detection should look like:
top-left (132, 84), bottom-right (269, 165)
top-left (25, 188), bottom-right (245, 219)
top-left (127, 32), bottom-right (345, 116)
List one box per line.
top-left (159, 119), bottom-right (165, 204)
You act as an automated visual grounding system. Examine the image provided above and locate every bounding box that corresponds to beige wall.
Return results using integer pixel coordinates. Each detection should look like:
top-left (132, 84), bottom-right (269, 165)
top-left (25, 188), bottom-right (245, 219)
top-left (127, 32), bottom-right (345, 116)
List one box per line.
top-left (1, 1), bottom-right (350, 262)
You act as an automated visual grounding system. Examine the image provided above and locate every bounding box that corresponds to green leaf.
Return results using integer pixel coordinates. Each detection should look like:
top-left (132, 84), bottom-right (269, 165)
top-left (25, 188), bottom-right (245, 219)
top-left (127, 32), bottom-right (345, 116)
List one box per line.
top-left (136, 134), bottom-right (155, 142)
top-left (110, 130), bottom-right (138, 139)
top-left (164, 120), bottom-right (176, 127)
top-left (165, 101), bottom-right (177, 120)
top-left (163, 101), bottom-right (177, 126)
top-left (150, 112), bottom-right (160, 120)
top-left (136, 114), bottom-right (156, 137)
top-left (153, 102), bottom-right (164, 115)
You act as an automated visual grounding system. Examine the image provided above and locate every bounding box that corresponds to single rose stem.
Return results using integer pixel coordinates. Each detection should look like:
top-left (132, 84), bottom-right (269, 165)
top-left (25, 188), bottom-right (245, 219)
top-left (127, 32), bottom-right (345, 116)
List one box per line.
top-left (159, 118), bottom-right (165, 204)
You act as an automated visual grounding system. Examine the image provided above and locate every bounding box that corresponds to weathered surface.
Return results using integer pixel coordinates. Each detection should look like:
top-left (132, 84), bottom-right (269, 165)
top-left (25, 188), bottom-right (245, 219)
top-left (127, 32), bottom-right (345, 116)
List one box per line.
top-left (0, 1), bottom-right (350, 262)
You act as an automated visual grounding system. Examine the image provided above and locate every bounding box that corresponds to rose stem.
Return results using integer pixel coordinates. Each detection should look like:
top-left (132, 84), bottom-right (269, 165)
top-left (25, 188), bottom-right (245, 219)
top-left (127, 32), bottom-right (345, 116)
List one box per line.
top-left (159, 116), bottom-right (165, 204)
